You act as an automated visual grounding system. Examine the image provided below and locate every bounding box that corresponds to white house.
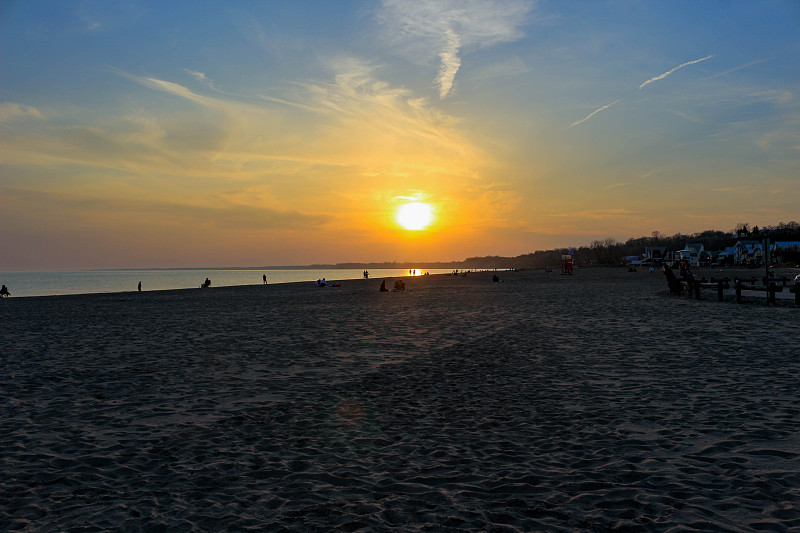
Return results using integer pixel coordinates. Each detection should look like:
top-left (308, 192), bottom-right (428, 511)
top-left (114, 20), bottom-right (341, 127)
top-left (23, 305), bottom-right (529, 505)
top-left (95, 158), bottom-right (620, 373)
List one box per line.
top-left (676, 243), bottom-right (704, 266)
top-left (734, 240), bottom-right (763, 265)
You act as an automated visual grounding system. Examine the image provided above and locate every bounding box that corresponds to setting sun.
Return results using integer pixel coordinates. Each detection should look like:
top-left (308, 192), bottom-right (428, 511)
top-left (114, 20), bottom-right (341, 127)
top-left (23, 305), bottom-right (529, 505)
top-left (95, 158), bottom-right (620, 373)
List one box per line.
top-left (396, 202), bottom-right (434, 231)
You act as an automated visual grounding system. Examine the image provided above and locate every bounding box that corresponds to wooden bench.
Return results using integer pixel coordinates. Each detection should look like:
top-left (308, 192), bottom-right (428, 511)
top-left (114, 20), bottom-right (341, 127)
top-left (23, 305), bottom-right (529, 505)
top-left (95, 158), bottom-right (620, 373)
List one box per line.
top-left (671, 273), bottom-right (799, 306)
top-left (679, 278), bottom-right (730, 301)
top-left (734, 278), bottom-right (783, 305)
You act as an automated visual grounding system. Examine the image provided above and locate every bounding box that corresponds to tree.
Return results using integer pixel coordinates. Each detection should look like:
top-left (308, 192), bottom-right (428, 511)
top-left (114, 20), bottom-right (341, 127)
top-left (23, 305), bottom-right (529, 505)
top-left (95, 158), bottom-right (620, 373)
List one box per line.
top-left (590, 238), bottom-right (619, 265)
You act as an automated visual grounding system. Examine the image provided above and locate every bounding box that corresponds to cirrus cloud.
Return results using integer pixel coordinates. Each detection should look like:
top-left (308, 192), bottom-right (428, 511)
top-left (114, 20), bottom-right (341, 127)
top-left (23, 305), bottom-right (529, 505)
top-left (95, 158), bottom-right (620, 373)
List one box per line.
top-left (377, 0), bottom-right (534, 98)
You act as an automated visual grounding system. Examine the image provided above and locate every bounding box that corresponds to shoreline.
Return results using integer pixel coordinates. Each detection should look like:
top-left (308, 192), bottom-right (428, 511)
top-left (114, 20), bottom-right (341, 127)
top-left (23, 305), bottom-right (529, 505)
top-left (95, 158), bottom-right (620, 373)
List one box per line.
top-left (2, 264), bottom-right (796, 302)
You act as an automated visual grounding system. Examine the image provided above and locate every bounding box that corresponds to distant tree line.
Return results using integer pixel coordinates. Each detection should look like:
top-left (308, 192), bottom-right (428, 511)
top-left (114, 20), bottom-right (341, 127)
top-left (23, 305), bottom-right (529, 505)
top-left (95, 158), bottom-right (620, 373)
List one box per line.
top-left (461, 221), bottom-right (800, 269)
top-left (311, 221), bottom-right (800, 270)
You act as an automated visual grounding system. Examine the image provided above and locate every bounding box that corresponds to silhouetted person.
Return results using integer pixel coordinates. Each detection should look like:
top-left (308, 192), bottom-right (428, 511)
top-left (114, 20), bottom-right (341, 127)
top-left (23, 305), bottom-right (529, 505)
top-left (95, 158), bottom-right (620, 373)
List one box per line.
top-left (380, 280), bottom-right (389, 292)
top-left (263, 274), bottom-right (267, 284)
top-left (394, 279), bottom-right (405, 291)
top-left (492, 274), bottom-right (500, 282)
top-left (0, 285), bottom-right (9, 297)
top-left (364, 270), bottom-right (369, 279)
top-left (663, 266), bottom-right (681, 295)
top-left (138, 281), bottom-right (142, 292)
top-left (680, 262), bottom-right (694, 282)
top-left (202, 278), bottom-right (211, 288)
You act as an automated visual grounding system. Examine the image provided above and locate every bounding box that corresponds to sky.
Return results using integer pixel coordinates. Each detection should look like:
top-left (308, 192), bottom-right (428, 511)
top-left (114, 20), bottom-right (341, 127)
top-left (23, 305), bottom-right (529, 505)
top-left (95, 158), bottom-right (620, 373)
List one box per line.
top-left (1, 1), bottom-right (799, 270)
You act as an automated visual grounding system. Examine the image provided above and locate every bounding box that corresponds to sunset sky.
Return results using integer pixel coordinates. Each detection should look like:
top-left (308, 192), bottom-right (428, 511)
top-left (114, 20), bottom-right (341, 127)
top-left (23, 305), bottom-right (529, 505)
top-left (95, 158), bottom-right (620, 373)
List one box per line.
top-left (2, 1), bottom-right (799, 270)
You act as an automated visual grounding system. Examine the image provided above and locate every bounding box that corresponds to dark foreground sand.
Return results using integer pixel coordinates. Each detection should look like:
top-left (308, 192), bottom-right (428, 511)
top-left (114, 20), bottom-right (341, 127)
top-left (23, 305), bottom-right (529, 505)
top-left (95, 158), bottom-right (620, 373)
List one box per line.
top-left (2, 268), bottom-right (799, 532)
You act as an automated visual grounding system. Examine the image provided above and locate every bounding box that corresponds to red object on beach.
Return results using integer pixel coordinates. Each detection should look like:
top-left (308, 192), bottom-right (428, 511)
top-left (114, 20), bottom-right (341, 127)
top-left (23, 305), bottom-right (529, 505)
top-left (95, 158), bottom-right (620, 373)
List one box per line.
top-left (561, 253), bottom-right (573, 275)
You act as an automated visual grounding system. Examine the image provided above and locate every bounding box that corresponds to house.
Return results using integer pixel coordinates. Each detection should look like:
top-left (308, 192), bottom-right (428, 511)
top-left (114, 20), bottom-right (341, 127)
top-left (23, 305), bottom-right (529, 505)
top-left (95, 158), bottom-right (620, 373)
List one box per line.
top-left (734, 240), bottom-right (763, 265)
top-left (644, 246), bottom-right (670, 265)
top-left (675, 243), bottom-right (704, 266)
top-left (715, 247), bottom-right (736, 266)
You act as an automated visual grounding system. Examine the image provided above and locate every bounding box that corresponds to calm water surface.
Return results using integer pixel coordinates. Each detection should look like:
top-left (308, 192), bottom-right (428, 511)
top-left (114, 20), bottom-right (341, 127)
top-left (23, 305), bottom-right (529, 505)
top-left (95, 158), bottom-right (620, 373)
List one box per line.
top-left (1, 269), bottom-right (453, 298)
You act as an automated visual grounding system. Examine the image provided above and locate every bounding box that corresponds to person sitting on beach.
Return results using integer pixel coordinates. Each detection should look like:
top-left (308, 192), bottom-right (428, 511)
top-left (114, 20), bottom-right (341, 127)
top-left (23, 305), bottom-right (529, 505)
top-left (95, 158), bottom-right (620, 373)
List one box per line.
top-left (492, 274), bottom-right (500, 282)
top-left (201, 278), bottom-right (211, 288)
top-left (0, 284), bottom-right (10, 297)
top-left (379, 280), bottom-right (389, 292)
top-left (393, 279), bottom-right (405, 291)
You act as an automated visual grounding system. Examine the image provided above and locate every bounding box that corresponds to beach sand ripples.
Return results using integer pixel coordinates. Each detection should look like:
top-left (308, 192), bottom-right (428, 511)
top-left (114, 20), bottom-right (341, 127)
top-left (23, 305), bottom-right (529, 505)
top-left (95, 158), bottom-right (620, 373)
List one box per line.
top-left (2, 270), bottom-right (799, 531)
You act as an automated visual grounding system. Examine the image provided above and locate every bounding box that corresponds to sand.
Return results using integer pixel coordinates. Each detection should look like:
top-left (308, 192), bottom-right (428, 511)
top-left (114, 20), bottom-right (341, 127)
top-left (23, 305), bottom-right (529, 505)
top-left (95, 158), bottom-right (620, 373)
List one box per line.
top-left (2, 268), bottom-right (799, 532)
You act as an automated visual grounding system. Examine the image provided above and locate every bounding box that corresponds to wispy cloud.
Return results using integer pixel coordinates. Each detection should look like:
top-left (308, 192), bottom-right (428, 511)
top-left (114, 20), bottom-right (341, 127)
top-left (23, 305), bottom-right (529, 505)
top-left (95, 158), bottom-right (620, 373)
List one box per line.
top-left (706, 59), bottom-right (768, 80)
top-left (639, 55), bottom-right (714, 89)
top-left (3, 61), bottom-right (488, 216)
top-left (378, 0), bottom-right (533, 99)
top-left (185, 69), bottom-right (209, 84)
top-left (570, 99), bottom-right (620, 127)
top-left (546, 208), bottom-right (635, 219)
top-left (599, 168), bottom-right (665, 190)
top-left (465, 57), bottom-right (531, 82)
top-left (569, 54), bottom-right (715, 127)
top-left (0, 102), bottom-right (45, 123)
top-left (0, 186), bottom-right (328, 232)
top-left (668, 109), bottom-right (703, 124)
top-left (437, 28), bottom-right (462, 99)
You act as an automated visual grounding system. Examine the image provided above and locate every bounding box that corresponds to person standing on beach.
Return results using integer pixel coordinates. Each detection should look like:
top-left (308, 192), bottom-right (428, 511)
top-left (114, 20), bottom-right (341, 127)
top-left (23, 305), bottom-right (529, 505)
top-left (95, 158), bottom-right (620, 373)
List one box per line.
top-left (138, 281), bottom-right (142, 292)
top-left (263, 274), bottom-right (267, 284)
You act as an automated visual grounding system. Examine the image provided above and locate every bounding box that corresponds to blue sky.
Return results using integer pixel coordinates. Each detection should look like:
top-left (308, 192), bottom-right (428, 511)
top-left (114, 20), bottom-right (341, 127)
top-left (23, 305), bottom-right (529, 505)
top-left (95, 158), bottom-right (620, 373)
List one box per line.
top-left (1, 1), bottom-right (799, 269)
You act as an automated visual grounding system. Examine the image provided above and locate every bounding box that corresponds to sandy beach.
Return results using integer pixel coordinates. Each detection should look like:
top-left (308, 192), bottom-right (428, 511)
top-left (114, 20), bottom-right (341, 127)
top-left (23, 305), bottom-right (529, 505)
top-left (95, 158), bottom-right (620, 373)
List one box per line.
top-left (2, 268), bottom-right (799, 532)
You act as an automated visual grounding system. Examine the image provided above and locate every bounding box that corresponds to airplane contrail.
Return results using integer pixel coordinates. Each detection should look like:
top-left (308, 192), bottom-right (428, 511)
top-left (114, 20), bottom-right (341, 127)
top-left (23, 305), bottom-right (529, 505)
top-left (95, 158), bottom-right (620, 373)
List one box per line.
top-left (639, 55), bottom-right (713, 89)
top-left (570, 99), bottom-right (620, 127)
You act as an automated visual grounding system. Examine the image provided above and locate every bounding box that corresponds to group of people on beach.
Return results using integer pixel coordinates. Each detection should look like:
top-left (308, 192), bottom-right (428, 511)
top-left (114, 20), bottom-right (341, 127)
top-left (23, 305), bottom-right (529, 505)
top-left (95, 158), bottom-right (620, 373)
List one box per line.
top-left (0, 284), bottom-right (10, 297)
top-left (379, 279), bottom-right (406, 292)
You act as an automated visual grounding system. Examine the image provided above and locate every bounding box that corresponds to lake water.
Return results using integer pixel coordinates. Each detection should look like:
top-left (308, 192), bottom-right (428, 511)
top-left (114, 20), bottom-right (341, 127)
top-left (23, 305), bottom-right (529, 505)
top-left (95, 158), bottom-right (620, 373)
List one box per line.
top-left (0, 268), bottom-right (455, 298)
